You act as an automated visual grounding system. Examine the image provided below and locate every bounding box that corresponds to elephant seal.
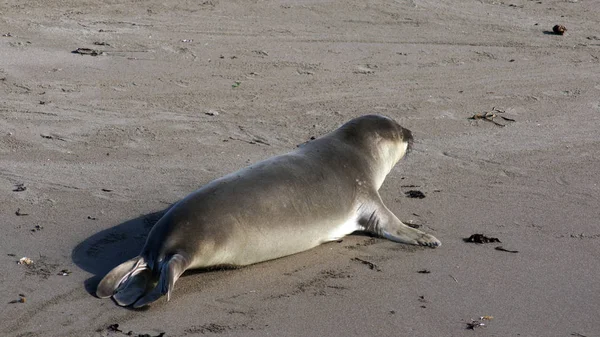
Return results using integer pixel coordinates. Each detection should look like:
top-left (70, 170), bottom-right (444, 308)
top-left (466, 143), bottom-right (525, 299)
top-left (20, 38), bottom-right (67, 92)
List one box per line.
top-left (96, 115), bottom-right (441, 307)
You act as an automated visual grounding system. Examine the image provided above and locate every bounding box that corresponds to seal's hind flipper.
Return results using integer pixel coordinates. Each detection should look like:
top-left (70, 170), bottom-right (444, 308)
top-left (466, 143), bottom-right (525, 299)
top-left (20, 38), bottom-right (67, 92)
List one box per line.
top-left (96, 256), bottom-right (146, 299)
top-left (133, 254), bottom-right (188, 308)
top-left (112, 267), bottom-right (154, 306)
top-left (360, 198), bottom-right (441, 248)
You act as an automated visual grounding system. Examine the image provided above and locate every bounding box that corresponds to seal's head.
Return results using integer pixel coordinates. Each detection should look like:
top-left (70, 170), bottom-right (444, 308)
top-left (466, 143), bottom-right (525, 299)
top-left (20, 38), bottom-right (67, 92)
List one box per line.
top-left (337, 115), bottom-right (413, 183)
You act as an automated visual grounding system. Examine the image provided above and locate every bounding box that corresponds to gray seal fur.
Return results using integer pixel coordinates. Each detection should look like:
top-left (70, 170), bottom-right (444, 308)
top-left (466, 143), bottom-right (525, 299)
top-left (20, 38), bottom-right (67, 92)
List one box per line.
top-left (96, 115), bottom-right (441, 307)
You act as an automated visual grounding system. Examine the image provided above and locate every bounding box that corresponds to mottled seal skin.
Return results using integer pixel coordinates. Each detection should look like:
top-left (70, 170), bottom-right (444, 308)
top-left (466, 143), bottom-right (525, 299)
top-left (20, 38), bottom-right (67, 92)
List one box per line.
top-left (96, 115), bottom-right (441, 307)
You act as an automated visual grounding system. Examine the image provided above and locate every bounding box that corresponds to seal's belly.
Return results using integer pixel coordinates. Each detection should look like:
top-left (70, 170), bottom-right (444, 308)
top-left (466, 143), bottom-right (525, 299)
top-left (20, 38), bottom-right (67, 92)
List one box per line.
top-left (190, 214), bottom-right (361, 268)
top-left (243, 214), bottom-right (360, 265)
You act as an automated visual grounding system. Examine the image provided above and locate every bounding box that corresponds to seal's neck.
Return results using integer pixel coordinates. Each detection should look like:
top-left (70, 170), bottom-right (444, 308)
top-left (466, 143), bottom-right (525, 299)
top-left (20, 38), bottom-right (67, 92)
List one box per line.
top-left (373, 139), bottom-right (409, 189)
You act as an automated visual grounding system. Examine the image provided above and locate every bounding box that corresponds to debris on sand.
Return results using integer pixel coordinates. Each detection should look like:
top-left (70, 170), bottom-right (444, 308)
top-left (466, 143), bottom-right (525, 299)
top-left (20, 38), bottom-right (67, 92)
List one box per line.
top-left (104, 324), bottom-right (166, 337)
top-left (18, 257), bottom-right (34, 265)
top-left (495, 246), bottom-right (519, 253)
top-left (15, 208), bottom-right (29, 216)
top-left (553, 25), bottom-right (567, 35)
top-left (466, 321), bottom-right (484, 330)
top-left (352, 257), bottom-right (382, 272)
top-left (253, 50), bottom-right (269, 57)
top-left (464, 234), bottom-right (501, 244)
top-left (107, 324), bottom-right (122, 332)
top-left (571, 333), bottom-right (588, 337)
top-left (405, 190), bottom-right (425, 199)
top-left (469, 107), bottom-right (515, 127)
top-left (72, 47), bottom-right (103, 56)
top-left (417, 269), bottom-right (431, 274)
top-left (31, 225), bottom-right (43, 232)
top-left (40, 133), bottom-right (67, 141)
top-left (466, 316), bottom-right (492, 330)
top-left (13, 183), bottom-right (26, 192)
top-left (9, 294), bottom-right (26, 304)
top-left (57, 269), bottom-right (72, 276)
top-left (354, 64), bottom-right (377, 74)
top-left (228, 136), bottom-right (270, 146)
top-left (418, 296), bottom-right (428, 308)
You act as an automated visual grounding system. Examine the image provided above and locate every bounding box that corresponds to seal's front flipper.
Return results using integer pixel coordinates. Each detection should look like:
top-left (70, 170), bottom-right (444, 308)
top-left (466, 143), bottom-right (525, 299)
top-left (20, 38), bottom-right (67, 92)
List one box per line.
top-left (133, 254), bottom-right (188, 308)
top-left (381, 221), bottom-right (441, 248)
top-left (360, 201), bottom-right (441, 248)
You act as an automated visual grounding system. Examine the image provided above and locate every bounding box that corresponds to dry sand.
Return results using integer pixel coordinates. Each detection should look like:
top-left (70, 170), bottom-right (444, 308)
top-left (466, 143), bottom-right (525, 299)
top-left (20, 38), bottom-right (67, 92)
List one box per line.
top-left (1, 0), bottom-right (600, 336)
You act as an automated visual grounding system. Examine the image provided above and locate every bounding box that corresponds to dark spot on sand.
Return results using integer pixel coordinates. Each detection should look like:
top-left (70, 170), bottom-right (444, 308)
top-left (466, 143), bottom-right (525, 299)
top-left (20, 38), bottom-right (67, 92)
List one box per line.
top-left (464, 234), bottom-right (501, 244)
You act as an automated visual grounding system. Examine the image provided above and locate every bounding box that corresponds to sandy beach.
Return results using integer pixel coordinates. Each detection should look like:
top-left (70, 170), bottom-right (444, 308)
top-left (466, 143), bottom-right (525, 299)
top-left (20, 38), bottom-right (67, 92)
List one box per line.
top-left (1, 0), bottom-right (600, 336)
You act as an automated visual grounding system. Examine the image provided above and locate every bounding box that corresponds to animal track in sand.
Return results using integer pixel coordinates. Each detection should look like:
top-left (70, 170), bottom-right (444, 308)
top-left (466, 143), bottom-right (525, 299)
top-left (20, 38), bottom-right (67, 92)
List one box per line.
top-left (266, 269), bottom-right (353, 299)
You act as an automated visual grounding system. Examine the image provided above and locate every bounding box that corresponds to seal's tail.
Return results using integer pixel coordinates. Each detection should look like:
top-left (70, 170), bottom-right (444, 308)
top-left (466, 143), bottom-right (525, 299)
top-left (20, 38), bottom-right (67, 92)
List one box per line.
top-left (96, 254), bottom-right (188, 307)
